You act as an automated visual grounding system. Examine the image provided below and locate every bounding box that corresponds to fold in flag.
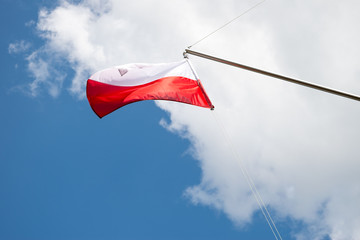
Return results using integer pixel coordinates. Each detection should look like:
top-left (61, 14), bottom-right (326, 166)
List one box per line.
top-left (86, 60), bottom-right (214, 118)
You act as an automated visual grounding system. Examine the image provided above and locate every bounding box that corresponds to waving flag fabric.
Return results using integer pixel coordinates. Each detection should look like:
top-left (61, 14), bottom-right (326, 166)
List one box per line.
top-left (86, 60), bottom-right (214, 118)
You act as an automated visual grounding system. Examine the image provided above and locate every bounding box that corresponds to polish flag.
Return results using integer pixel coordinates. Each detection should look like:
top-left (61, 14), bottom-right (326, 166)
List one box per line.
top-left (86, 60), bottom-right (214, 118)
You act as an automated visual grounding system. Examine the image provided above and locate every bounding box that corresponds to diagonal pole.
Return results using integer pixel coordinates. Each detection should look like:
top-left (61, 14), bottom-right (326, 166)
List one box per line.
top-left (185, 49), bottom-right (360, 102)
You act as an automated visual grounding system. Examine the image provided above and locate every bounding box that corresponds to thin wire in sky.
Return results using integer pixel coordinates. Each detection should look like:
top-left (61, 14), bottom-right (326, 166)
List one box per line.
top-left (211, 111), bottom-right (283, 240)
top-left (188, 0), bottom-right (266, 49)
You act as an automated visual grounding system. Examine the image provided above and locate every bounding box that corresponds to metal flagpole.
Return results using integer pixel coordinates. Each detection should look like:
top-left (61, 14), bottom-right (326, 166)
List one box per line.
top-left (185, 49), bottom-right (360, 102)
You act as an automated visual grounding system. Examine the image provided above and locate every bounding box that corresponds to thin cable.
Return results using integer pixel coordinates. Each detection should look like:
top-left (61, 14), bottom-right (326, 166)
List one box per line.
top-left (211, 110), bottom-right (283, 240)
top-left (188, 0), bottom-right (266, 49)
top-left (211, 111), bottom-right (281, 240)
top-left (211, 111), bottom-right (278, 240)
top-left (185, 56), bottom-right (281, 239)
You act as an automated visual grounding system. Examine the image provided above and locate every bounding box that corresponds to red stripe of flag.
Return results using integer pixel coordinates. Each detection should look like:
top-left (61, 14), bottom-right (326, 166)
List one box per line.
top-left (87, 76), bottom-right (213, 118)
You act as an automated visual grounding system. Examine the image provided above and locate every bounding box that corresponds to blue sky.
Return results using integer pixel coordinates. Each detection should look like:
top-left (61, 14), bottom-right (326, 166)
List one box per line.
top-left (2, 0), bottom-right (360, 240)
top-left (1, 1), bottom-right (280, 239)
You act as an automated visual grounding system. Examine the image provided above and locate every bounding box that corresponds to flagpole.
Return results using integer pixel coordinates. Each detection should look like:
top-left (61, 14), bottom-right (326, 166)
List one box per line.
top-left (185, 49), bottom-right (360, 102)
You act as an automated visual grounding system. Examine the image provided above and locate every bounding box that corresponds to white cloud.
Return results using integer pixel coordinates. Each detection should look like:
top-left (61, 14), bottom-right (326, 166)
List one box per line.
top-left (8, 40), bottom-right (31, 54)
top-left (22, 0), bottom-right (360, 239)
top-left (25, 51), bottom-right (65, 98)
